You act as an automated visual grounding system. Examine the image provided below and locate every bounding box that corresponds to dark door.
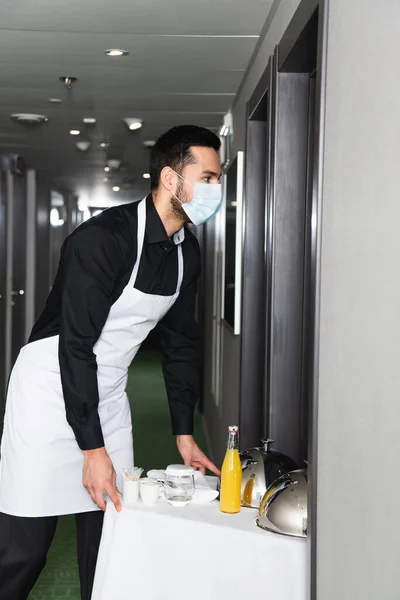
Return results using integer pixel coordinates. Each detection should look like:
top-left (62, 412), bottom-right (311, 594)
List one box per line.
top-left (0, 165), bottom-right (7, 418)
top-left (300, 75), bottom-right (317, 461)
top-left (10, 172), bottom-right (27, 367)
top-left (240, 58), bottom-right (273, 450)
top-left (264, 9), bottom-right (319, 464)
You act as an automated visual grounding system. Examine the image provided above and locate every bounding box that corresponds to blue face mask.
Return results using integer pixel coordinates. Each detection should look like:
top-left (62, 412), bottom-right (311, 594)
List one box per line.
top-left (172, 171), bottom-right (222, 226)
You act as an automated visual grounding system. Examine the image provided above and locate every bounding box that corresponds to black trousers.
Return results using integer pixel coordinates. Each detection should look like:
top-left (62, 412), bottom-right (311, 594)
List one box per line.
top-left (0, 510), bottom-right (104, 600)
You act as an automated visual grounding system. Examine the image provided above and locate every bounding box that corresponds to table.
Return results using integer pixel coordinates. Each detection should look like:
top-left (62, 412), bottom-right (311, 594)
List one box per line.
top-left (92, 495), bottom-right (308, 600)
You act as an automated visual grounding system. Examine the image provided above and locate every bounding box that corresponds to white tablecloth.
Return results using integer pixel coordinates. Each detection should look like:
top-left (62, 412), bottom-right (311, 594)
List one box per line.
top-left (92, 493), bottom-right (307, 600)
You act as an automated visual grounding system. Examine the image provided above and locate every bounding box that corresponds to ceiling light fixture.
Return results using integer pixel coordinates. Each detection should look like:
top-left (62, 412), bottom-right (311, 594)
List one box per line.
top-left (83, 118), bottom-right (96, 125)
top-left (143, 140), bottom-right (156, 148)
top-left (100, 142), bottom-right (110, 149)
top-left (103, 177), bottom-right (109, 182)
top-left (60, 76), bottom-right (77, 89)
top-left (123, 118), bottom-right (143, 131)
top-left (112, 186), bottom-right (120, 192)
top-left (48, 98), bottom-right (63, 104)
top-left (104, 49), bottom-right (129, 57)
top-left (76, 141), bottom-right (91, 152)
top-left (220, 124), bottom-right (230, 136)
top-left (219, 112), bottom-right (233, 137)
top-left (107, 159), bottom-right (121, 170)
top-left (11, 113), bottom-right (48, 124)
top-left (104, 167), bottom-right (110, 172)
top-left (50, 208), bottom-right (65, 227)
top-left (70, 129), bottom-right (80, 136)
top-left (142, 173), bottom-right (150, 179)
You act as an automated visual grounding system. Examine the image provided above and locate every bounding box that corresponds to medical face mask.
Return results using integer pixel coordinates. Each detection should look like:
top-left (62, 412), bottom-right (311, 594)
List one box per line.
top-left (172, 171), bottom-right (222, 226)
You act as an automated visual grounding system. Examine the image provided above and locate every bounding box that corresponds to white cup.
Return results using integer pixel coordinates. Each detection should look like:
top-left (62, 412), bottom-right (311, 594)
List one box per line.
top-left (123, 480), bottom-right (140, 508)
top-left (140, 478), bottom-right (160, 506)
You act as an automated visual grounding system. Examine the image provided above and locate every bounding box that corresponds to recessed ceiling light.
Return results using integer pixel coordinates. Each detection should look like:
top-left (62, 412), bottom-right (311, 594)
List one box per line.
top-left (143, 140), bottom-right (156, 148)
top-left (103, 177), bottom-right (109, 182)
top-left (83, 118), bottom-right (96, 125)
top-left (70, 129), bottom-right (80, 136)
top-left (112, 186), bottom-right (120, 192)
top-left (104, 167), bottom-right (110, 172)
top-left (100, 142), bottom-right (110, 149)
top-left (76, 141), bottom-right (91, 152)
top-left (123, 118), bottom-right (143, 131)
top-left (11, 113), bottom-right (48, 124)
top-left (143, 173), bottom-right (150, 179)
top-left (48, 98), bottom-right (63, 104)
top-left (107, 159), bottom-right (121, 170)
top-left (104, 49), bottom-right (129, 57)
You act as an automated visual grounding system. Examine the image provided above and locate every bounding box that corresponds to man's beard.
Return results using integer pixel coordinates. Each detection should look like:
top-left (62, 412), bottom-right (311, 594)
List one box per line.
top-left (171, 179), bottom-right (191, 224)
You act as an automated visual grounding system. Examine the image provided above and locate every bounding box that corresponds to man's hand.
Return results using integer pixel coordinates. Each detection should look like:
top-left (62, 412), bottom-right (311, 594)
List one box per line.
top-left (83, 447), bottom-right (122, 512)
top-left (176, 435), bottom-right (221, 476)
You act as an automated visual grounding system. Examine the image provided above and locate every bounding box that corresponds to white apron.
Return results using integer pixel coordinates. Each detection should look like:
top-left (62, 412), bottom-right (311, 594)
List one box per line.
top-left (0, 198), bottom-right (184, 517)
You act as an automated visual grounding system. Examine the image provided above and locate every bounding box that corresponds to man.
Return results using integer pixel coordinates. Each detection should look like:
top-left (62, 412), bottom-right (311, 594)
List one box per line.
top-left (0, 125), bottom-right (222, 600)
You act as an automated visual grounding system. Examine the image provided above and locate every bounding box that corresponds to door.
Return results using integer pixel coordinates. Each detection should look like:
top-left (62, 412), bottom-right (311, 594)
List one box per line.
top-left (264, 10), bottom-right (319, 465)
top-left (9, 171), bottom-right (27, 368)
top-left (240, 58), bottom-right (273, 450)
top-left (2, 161), bottom-right (27, 387)
top-left (0, 164), bottom-right (6, 417)
top-left (300, 75), bottom-right (317, 461)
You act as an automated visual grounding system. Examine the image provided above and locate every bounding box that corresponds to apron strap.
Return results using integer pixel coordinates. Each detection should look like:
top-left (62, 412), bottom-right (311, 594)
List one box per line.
top-left (130, 197), bottom-right (184, 296)
top-left (129, 198), bottom-right (146, 287)
top-left (176, 244), bottom-right (184, 295)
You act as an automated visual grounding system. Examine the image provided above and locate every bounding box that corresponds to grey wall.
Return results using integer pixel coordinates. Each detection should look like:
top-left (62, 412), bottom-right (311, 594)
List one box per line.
top-left (202, 211), bottom-right (242, 466)
top-left (0, 166), bottom-right (7, 400)
top-left (204, 325), bottom-right (241, 467)
top-left (232, 0), bottom-right (302, 153)
top-left (67, 194), bottom-right (79, 235)
top-left (35, 175), bottom-right (51, 320)
top-left (25, 170), bottom-right (36, 339)
top-left (316, 1), bottom-right (400, 598)
top-left (49, 212), bottom-right (66, 284)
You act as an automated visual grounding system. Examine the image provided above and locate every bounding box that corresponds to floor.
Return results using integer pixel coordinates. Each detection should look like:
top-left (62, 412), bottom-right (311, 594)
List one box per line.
top-left (28, 349), bottom-right (209, 599)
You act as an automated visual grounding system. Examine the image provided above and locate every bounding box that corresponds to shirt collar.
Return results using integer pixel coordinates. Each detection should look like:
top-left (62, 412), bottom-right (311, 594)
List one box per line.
top-left (145, 194), bottom-right (185, 246)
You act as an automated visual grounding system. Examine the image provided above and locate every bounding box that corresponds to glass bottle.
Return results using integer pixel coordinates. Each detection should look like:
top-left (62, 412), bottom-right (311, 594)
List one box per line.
top-left (220, 426), bottom-right (242, 514)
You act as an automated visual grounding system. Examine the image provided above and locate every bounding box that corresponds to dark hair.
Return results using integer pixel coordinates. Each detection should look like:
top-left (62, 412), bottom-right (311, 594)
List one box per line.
top-left (150, 125), bottom-right (221, 190)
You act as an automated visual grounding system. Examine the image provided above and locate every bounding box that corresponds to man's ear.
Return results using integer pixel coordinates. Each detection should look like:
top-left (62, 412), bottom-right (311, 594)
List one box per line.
top-left (160, 166), bottom-right (176, 193)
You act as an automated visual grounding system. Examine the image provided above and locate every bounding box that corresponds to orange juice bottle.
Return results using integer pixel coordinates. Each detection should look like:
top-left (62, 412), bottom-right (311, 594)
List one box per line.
top-left (220, 425), bottom-right (242, 514)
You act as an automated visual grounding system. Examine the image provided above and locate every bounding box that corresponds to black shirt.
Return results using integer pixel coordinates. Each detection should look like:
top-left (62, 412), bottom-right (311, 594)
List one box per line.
top-left (30, 195), bottom-right (201, 451)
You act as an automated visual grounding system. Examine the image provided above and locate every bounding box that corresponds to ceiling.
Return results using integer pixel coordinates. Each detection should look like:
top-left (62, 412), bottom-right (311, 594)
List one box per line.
top-left (0, 0), bottom-right (273, 207)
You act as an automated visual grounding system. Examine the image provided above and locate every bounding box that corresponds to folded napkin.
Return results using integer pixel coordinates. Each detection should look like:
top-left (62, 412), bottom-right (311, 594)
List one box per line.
top-left (147, 469), bottom-right (219, 505)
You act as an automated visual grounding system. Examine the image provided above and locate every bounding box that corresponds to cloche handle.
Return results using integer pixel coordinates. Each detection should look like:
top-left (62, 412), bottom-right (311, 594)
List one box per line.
top-left (261, 438), bottom-right (274, 452)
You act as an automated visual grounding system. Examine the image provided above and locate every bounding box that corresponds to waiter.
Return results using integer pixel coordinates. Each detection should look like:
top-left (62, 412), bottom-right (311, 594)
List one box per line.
top-left (0, 125), bottom-right (222, 600)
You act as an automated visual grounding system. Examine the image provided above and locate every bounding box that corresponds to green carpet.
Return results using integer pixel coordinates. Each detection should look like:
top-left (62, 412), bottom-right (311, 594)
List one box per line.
top-left (29, 349), bottom-right (208, 599)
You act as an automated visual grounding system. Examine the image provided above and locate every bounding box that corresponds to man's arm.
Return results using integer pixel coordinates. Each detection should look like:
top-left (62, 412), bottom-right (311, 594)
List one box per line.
top-left (58, 224), bottom-right (127, 510)
top-left (156, 276), bottom-right (201, 437)
top-left (156, 263), bottom-right (220, 476)
top-left (59, 225), bottom-right (123, 450)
